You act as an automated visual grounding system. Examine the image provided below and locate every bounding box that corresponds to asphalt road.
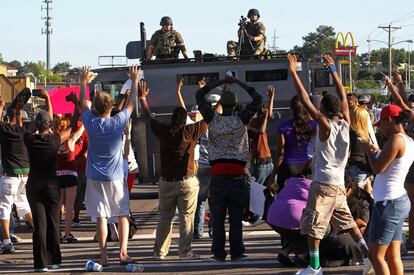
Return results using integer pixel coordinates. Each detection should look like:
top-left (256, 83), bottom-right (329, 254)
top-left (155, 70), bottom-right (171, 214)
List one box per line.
top-left (1, 183), bottom-right (414, 274)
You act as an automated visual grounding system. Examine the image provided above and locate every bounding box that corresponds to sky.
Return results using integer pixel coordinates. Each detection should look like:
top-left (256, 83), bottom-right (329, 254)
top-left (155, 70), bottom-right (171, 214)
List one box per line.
top-left (2, 0), bottom-right (414, 69)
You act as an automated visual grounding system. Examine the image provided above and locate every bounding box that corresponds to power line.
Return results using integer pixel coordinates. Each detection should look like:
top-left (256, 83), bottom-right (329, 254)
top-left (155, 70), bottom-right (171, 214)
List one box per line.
top-left (390, 9), bottom-right (414, 24)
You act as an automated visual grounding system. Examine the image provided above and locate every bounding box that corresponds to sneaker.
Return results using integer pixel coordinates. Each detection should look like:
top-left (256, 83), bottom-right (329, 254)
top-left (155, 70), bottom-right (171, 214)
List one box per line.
top-left (251, 218), bottom-right (265, 227)
top-left (295, 265), bottom-right (323, 275)
top-left (48, 264), bottom-right (61, 269)
top-left (242, 221), bottom-right (251, 227)
top-left (231, 254), bottom-right (249, 262)
top-left (0, 243), bottom-right (15, 254)
top-left (179, 251), bottom-right (200, 260)
top-left (34, 267), bottom-right (48, 272)
top-left (153, 253), bottom-right (165, 260)
top-left (10, 234), bottom-right (22, 243)
top-left (62, 233), bottom-right (77, 243)
top-left (209, 256), bottom-right (225, 262)
top-left (362, 258), bottom-right (374, 275)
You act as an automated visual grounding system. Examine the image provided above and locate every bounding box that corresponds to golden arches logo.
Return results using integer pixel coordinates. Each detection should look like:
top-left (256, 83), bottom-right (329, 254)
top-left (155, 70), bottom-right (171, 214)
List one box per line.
top-left (334, 32), bottom-right (356, 56)
top-left (335, 32), bottom-right (355, 48)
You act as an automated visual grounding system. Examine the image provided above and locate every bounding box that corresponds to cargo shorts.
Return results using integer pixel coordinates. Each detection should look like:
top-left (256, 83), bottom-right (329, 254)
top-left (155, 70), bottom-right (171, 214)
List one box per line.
top-left (300, 181), bottom-right (356, 240)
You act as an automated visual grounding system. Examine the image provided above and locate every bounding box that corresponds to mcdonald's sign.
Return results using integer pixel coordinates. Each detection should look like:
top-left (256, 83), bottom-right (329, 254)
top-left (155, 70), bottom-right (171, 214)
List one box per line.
top-left (334, 32), bottom-right (357, 56)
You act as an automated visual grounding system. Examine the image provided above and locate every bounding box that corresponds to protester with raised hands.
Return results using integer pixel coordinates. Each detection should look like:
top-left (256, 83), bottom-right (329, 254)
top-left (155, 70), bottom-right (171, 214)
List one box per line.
top-left (138, 80), bottom-right (207, 260)
top-left (288, 54), bottom-right (371, 275)
top-left (384, 71), bottom-right (414, 253)
top-left (79, 65), bottom-right (138, 266)
top-left (359, 101), bottom-right (413, 275)
top-left (24, 90), bottom-right (72, 272)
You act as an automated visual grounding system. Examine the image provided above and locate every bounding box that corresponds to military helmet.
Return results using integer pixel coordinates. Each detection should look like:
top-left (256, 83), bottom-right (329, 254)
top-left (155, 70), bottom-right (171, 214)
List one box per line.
top-left (160, 16), bottom-right (173, 26)
top-left (247, 8), bottom-right (260, 18)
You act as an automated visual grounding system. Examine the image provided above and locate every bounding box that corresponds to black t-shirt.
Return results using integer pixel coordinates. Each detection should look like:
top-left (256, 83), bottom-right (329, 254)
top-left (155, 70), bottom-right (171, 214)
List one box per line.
top-left (0, 122), bottom-right (36, 174)
top-left (24, 133), bottom-right (61, 179)
top-left (348, 129), bottom-right (371, 173)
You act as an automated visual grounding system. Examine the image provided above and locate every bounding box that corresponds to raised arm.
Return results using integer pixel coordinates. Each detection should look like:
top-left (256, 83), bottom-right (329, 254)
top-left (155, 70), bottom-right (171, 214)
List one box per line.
top-left (393, 71), bottom-right (409, 105)
top-left (14, 96), bottom-right (25, 128)
top-left (288, 54), bottom-right (330, 125)
top-left (267, 85), bottom-right (275, 119)
top-left (384, 73), bottom-right (412, 112)
top-left (116, 90), bottom-right (129, 111)
top-left (324, 55), bottom-right (349, 124)
top-left (39, 88), bottom-right (53, 119)
top-left (138, 81), bottom-right (151, 125)
top-left (232, 77), bottom-right (263, 124)
top-left (80, 66), bottom-right (97, 113)
top-left (196, 78), bottom-right (228, 124)
top-left (125, 65), bottom-right (140, 114)
top-left (176, 78), bottom-right (186, 109)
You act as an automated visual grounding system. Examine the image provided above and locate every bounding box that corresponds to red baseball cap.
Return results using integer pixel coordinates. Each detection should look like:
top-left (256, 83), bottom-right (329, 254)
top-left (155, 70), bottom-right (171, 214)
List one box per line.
top-left (374, 104), bottom-right (402, 126)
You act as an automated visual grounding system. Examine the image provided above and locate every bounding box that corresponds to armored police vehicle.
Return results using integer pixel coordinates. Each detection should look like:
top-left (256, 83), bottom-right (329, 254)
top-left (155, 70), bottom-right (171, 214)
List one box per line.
top-left (89, 24), bottom-right (336, 181)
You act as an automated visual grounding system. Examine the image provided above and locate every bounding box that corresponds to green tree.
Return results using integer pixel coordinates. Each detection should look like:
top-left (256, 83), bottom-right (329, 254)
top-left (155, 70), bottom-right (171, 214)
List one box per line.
top-left (369, 48), bottom-right (407, 68)
top-left (293, 25), bottom-right (336, 59)
top-left (52, 62), bottom-right (71, 75)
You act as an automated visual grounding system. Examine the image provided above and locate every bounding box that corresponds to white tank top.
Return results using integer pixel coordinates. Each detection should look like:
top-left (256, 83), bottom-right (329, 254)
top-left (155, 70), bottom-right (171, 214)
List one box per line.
top-left (313, 119), bottom-right (350, 186)
top-left (373, 133), bottom-right (414, 202)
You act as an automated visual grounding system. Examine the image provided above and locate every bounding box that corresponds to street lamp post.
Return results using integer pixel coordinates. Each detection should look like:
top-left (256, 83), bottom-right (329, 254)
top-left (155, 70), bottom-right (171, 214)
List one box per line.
top-left (408, 40), bottom-right (413, 91)
top-left (368, 39), bottom-right (413, 80)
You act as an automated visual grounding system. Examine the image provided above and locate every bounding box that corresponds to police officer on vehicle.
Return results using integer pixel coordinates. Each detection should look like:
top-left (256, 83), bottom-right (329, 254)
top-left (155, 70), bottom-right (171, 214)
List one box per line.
top-left (147, 16), bottom-right (189, 60)
top-left (227, 8), bottom-right (266, 58)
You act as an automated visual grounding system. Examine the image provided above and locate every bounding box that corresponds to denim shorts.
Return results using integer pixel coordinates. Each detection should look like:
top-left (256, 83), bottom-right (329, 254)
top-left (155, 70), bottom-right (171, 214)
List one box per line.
top-left (368, 194), bottom-right (410, 245)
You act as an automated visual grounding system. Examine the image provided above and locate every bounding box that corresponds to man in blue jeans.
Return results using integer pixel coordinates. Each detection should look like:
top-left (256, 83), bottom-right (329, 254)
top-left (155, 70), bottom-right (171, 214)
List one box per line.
top-left (196, 76), bottom-right (262, 262)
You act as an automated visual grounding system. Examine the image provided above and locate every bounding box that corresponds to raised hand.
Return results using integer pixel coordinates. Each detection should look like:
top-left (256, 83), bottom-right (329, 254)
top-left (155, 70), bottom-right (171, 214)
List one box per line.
top-left (15, 96), bottom-right (25, 111)
top-left (323, 55), bottom-right (335, 66)
top-left (381, 72), bottom-right (391, 86)
top-left (177, 78), bottom-right (184, 90)
top-left (287, 54), bottom-right (297, 73)
top-left (198, 77), bottom-right (206, 89)
top-left (393, 71), bottom-right (403, 84)
top-left (128, 65), bottom-right (140, 82)
top-left (38, 88), bottom-right (49, 100)
top-left (138, 81), bottom-right (149, 98)
top-left (66, 91), bottom-right (78, 103)
top-left (80, 66), bottom-right (97, 85)
top-left (267, 85), bottom-right (275, 99)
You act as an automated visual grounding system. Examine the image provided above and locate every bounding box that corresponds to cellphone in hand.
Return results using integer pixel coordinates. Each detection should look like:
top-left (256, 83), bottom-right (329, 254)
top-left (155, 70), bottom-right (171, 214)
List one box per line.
top-left (32, 89), bottom-right (42, 97)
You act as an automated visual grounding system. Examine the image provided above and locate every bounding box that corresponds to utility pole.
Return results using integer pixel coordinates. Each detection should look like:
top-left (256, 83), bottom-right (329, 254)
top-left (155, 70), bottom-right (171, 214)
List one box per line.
top-left (268, 29), bottom-right (279, 53)
top-left (367, 36), bottom-right (371, 71)
top-left (378, 24), bottom-right (401, 78)
top-left (41, 0), bottom-right (53, 72)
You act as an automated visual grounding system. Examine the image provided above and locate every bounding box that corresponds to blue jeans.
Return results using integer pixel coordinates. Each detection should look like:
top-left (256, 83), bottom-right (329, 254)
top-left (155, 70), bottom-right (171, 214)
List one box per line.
top-left (194, 200), bottom-right (206, 238)
top-left (194, 164), bottom-right (210, 238)
top-left (347, 165), bottom-right (370, 188)
top-left (210, 175), bottom-right (246, 260)
top-left (369, 194), bottom-right (410, 245)
top-left (250, 163), bottom-right (274, 185)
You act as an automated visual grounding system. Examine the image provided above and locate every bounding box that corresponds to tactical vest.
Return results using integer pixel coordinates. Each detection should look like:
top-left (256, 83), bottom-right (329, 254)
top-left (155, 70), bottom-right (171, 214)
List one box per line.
top-left (154, 30), bottom-right (179, 57)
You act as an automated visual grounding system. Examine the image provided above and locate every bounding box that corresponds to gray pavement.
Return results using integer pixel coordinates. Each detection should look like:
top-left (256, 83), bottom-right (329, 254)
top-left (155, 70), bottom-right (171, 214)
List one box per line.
top-left (1, 183), bottom-right (414, 274)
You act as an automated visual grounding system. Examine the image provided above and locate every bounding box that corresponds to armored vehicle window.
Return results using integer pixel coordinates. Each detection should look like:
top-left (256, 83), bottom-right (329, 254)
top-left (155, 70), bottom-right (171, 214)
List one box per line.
top-left (245, 69), bottom-right (288, 82)
top-left (314, 69), bottom-right (333, 87)
top-left (177, 73), bottom-right (220, 86)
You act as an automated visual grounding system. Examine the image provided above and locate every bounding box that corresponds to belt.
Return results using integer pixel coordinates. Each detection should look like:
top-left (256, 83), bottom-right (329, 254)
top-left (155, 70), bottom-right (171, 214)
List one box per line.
top-left (161, 175), bottom-right (194, 182)
top-left (3, 173), bottom-right (28, 178)
top-left (252, 157), bottom-right (272, 165)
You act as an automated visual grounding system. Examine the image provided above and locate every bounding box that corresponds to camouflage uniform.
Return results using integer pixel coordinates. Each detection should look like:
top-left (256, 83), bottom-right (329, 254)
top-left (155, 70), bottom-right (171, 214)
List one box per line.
top-left (149, 30), bottom-right (186, 59)
top-left (227, 21), bottom-right (266, 57)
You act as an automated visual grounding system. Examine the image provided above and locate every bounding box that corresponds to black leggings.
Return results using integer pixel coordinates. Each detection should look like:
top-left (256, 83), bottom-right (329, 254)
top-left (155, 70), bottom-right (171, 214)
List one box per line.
top-left (26, 179), bottom-right (61, 269)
